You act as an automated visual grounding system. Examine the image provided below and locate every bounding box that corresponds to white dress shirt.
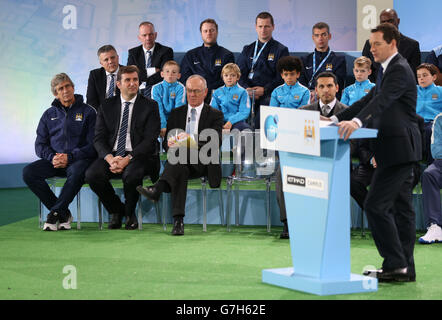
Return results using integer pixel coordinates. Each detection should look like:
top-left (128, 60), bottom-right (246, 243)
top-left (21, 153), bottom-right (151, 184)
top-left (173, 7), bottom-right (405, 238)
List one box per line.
top-left (185, 103), bottom-right (204, 136)
top-left (112, 95), bottom-right (136, 153)
top-left (319, 98), bottom-right (337, 115)
top-left (105, 67), bottom-right (119, 97)
top-left (142, 45), bottom-right (156, 78)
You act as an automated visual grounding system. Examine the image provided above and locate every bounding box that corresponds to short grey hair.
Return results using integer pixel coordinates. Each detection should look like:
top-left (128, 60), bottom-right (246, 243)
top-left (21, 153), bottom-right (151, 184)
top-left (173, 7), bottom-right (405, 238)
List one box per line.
top-left (97, 44), bottom-right (117, 57)
top-left (186, 74), bottom-right (207, 89)
top-left (51, 73), bottom-right (74, 95)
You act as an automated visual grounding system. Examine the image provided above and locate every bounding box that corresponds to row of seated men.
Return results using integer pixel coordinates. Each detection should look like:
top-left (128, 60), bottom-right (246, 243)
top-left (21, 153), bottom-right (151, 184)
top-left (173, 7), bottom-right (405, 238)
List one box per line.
top-left (22, 11), bottom-right (442, 242)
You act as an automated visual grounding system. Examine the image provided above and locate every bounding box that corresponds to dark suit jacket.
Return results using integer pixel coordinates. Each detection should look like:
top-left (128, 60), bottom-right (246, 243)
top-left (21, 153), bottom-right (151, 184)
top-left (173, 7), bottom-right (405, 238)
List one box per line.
top-left (362, 33), bottom-right (420, 82)
top-left (94, 94), bottom-right (160, 161)
top-left (300, 99), bottom-right (348, 117)
top-left (127, 43), bottom-right (174, 85)
top-left (163, 103), bottom-right (224, 188)
top-left (86, 66), bottom-right (122, 110)
top-left (335, 53), bottom-right (422, 168)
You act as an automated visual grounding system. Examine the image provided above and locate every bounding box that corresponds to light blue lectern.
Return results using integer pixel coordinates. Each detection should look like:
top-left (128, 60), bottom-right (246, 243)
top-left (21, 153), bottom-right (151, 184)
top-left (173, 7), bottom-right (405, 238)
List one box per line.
top-left (262, 126), bottom-right (378, 295)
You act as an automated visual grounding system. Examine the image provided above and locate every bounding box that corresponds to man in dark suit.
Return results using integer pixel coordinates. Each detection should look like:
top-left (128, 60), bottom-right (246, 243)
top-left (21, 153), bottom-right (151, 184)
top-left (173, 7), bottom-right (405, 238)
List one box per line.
top-left (86, 45), bottom-right (122, 110)
top-left (332, 23), bottom-right (422, 282)
top-left (137, 75), bottom-right (224, 236)
top-left (127, 21), bottom-right (174, 98)
top-left (362, 9), bottom-right (420, 82)
top-left (275, 71), bottom-right (348, 239)
top-left (85, 65), bottom-right (161, 230)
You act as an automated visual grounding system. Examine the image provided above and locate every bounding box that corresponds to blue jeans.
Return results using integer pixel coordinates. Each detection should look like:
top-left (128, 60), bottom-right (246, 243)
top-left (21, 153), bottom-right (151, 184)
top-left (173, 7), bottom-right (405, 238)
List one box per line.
top-left (23, 159), bottom-right (92, 214)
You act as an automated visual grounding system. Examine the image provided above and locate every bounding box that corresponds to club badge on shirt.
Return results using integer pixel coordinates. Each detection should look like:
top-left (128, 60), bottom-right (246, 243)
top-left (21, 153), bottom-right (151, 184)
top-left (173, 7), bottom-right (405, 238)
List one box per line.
top-left (364, 89), bottom-right (370, 93)
top-left (325, 63), bottom-right (333, 71)
top-left (232, 94), bottom-right (239, 101)
top-left (75, 113), bottom-right (83, 121)
top-left (294, 95), bottom-right (300, 100)
top-left (215, 59), bottom-right (222, 66)
top-left (268, 53), bottom-right (275, 61)
top-left (170, 92), bottom-right (176, 99)
top-left (432, 94), bottom-right (439, 100)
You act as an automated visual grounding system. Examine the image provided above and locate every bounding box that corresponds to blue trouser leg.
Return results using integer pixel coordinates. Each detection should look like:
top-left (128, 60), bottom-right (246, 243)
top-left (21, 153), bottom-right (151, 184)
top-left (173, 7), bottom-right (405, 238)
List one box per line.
top-left (23, 159), bottom-right (60, 211)
top-left (50, 159), bottom-right (91, 213)
top-left (422, 159), bottom-right (442, 227)
top-left (231, 121), bottom-right (251, 131)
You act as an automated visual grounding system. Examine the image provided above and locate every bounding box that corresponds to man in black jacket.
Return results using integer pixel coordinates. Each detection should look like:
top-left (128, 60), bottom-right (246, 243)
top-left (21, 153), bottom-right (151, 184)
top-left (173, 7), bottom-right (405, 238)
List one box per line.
top-left (362, 9), bottom-right (420, 82)
top-left (333, 24), bottom-right (422, 283)
top-left (86, 45), bottom-right (122, 110)
top-left (127, 21), bottom-right (174, 98)
top-left (137, 75), bottom-right (224, 236)
top-left (85, 65), bottom-right (160, 230)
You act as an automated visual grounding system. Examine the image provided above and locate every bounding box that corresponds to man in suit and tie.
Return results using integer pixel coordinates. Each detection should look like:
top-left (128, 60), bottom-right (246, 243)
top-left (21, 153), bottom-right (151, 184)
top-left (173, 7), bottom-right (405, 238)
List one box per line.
top-left (331, 23), bottom-right (422, 282)
top-left (299, 71), bottom-right (348, 116)
top-left (85, 65), bottom-right (161, 230)
top-left (362, 9), bottom-right (420, 82)
top-left (275, 71), bottom-right (348, 239)
top-left (137, 75), bottom-right (224, 236)
top-left (86, 45), bottom-right (122, 110)
top-left (127, 21), bottom-right (174, 98)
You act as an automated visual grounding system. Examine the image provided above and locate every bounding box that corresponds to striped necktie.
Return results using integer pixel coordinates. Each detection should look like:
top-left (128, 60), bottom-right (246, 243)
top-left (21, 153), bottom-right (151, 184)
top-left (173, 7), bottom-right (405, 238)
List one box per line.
top-left (107, 74), bottom-right (115, 98)
top-left (116, 102), bottom-right (130, 156)
top-left (146, 50), bottom-right (152, 68)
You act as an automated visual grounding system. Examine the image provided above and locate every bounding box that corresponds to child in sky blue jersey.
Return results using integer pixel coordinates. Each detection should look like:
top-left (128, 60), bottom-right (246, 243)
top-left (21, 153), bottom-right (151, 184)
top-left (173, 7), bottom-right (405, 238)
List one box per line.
top-left (341, 56), bottom-right (375, 106)
top-left (416, 63), bottom-right (442, 163)
top-left (151, 60), bottom-right (186, 137)
top-left (270, 55), bottom-right (310, 109)
top-left (210, 63), bottom-right (251, 131)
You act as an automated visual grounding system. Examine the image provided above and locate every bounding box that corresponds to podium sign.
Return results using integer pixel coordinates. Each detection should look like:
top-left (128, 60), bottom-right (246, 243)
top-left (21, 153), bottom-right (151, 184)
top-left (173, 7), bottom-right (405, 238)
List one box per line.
top-left (260, 106), bottom-right (320, 156)
top-left (261, 113), bottom-right (379, 296)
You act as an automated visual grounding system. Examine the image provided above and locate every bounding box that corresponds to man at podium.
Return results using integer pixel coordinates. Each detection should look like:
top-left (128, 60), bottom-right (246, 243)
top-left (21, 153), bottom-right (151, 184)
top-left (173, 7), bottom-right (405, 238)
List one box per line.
top-left (328, 23), bottom-right (422, 282)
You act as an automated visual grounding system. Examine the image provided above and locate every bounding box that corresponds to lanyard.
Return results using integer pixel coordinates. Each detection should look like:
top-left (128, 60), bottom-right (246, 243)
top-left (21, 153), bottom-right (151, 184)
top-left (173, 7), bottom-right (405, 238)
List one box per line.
top-left (251, 40), bottom-right (268, 71)
top-left (309, 50), bottom-right (332, 86)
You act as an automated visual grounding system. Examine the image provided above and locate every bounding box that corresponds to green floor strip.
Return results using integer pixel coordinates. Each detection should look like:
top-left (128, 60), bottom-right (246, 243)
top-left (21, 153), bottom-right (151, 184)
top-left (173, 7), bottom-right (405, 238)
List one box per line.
top-left (0, 216), bottom-right (441, 300)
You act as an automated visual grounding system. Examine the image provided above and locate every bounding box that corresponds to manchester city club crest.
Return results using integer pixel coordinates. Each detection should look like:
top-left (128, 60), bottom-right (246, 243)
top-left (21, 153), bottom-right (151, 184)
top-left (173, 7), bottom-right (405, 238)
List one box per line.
top-left (325, 63), bottom-right (333, 71)
top-left (215, 59), bottom-right (222, 66)
top-left (304, 119), bottom-right (315, 145)
top-left (268, 53), bottom-right (275, 61)
top-left (75, 113), bottom-right (83, 121)
top-left (232, 94), bottom-right (239, 100)
top-left (170, 92), bottom-right (176, 99)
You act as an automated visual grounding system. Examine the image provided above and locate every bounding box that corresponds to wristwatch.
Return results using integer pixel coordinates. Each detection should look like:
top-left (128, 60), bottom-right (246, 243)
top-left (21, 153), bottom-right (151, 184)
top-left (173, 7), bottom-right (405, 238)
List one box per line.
top-left (127, 154), bottom-right (133, 160)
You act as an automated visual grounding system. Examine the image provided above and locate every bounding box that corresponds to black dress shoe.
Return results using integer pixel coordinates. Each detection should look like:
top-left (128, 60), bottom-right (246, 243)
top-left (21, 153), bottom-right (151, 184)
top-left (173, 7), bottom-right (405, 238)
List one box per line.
top-left (364, 267), bottom-right (412, 282)
top-left (280, 221), bottom-right (289, 239)
top-left (172, 217), bottom-right (184, 236)
top-left (125, 215), bottom-right (139, 230)
top-left (108, 214), bottom-right (122, 229)
top-left (136, 185), bottom-right (160, 202)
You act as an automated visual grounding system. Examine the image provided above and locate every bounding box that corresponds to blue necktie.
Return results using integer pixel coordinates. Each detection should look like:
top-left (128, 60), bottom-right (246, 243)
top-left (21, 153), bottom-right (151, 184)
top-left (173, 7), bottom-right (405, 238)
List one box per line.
top-left (146, 50), bottom-right (152, 69)
top-left (116, 102), bottom-right (130, 156)
top-left (107, 74), bottom-right (115, 98)
top-left (187, 108), bottom-right (197, 135)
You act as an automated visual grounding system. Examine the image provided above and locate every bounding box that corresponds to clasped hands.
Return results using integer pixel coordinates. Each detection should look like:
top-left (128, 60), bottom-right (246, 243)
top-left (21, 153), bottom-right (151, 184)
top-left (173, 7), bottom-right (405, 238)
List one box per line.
top-left (52, 153), bottom-right (68, 168)
top-left (246, 86), bottom-right (265, 99)
top-left (105, 154), bottom-right (130, 174)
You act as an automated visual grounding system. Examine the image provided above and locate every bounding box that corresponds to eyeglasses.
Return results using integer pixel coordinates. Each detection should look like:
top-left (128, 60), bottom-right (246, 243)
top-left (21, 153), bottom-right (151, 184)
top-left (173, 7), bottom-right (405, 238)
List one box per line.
top-left (186, 88), bottom-right (204, 94)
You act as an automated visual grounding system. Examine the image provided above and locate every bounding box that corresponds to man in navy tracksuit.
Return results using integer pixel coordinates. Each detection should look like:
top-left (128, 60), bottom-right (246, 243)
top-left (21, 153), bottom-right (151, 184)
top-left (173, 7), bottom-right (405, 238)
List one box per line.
top-left (23, 73), bottom-right (97, 231)
top-left (180, 18), bottom-right (235, 103)
top-left (237, 12), bottom-right (289, 129)
top-left (299, 22), bottom-right (346, 100)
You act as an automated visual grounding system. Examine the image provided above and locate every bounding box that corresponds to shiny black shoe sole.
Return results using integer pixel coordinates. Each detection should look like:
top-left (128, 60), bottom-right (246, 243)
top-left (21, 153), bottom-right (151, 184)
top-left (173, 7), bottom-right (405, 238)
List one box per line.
top-left (136, 185), bottom-right (160, 203)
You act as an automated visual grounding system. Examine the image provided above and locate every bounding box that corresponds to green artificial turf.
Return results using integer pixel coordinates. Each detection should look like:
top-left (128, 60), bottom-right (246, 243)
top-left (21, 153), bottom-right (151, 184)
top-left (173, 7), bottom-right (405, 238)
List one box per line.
top-left (0, 217), bottom-right (441, 300)
top-left (0, 187), bottom-right (441, 300)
